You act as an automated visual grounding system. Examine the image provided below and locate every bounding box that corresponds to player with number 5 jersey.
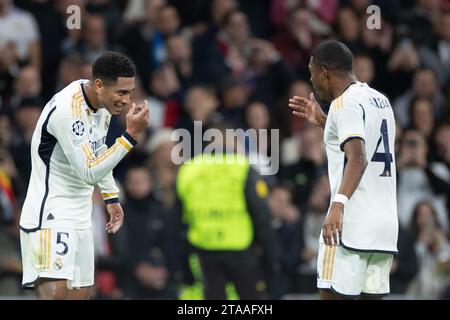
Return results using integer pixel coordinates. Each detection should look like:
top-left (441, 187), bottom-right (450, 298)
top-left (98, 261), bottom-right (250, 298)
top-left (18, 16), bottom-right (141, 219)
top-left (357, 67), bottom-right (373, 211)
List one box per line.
top-left (289, 41), bottom-right (398, 299)
top-left (19, 52), bottom-right (149, 299)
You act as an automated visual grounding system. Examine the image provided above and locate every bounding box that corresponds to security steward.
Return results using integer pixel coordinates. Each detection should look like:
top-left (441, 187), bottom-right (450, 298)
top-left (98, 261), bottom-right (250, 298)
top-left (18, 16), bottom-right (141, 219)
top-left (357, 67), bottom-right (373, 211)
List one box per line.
top-left (175, 123), bottom-right (281, 300)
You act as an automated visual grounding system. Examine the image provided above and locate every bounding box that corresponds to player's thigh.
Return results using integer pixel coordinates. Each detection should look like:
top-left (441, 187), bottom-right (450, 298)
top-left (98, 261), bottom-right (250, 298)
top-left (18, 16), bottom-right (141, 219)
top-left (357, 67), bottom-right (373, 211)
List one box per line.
top-left (71, 228), bottom-right (95, 290)
top-left (317, 243), bottom-right (368, 297)
top-left (362, 252), bottom-right (393, 295)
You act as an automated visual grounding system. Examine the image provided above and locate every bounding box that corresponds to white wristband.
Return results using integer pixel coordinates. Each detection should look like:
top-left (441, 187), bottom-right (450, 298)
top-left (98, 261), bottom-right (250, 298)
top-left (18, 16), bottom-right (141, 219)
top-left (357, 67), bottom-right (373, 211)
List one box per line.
top-left (333, 194), bottom-right (348, 206)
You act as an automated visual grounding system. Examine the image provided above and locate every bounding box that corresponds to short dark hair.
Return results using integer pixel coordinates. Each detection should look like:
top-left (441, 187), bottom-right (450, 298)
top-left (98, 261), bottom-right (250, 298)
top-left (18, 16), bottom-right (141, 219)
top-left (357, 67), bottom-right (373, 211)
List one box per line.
top-left (312, 40), bottom-right (354, 72)
top-left (92, 51), bottom-right (136, 84)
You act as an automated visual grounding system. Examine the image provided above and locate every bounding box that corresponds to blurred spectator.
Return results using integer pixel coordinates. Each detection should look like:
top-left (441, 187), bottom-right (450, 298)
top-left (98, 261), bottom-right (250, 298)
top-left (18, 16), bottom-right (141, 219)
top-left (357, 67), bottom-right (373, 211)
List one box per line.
top-left (179, 84), bottom-right (221, 127)
top-left (166, 34), bottom-right (194, 89)
top-left (358, 14), bottom-right (393, 96)
top-left (426, 123), bottom-right (450, 221)
top-left (245, 38), bottom-right (296, 110)
top-left (407, 201), bottom-right (450, 298)
top-left (91, 189), bottom-right (123, 300)
top-left (210, 0), bottom-right (238, 29)
top-left (272, 6), bottom-right (318, 76)
top-left (390, 225), bottom-right (419, 294)
top-left (122, 0), bottom-right (163, 26)
top-left (267, 183), bottom-right (302, 298)
top-left (146, 64), bottom-right (182, 129)
top-left (156, 5), bottom-right (181, 38)
top-left (270, 0), bottom-right (338, 30)
top-left (175, 84), bottom-right (222, 155)
top-left (434, 123), bottom-right (450, 165)
top-left (10, 97), bottom-right (42, 184)
top-left (244, 101), bottom-right (273, 176)
top-left (397, 0), bottom-right (441, 48)
top-left (335, 6), bottom-right (360, 52)
top-left (280, 126), bottom-right (326, 209)
top-left (237, 0), bottom-right (271, 38)
top-left (297, 172), bottom-right (329, 293)
top-left (9, 65), bottom-right (42, 112)
top-left (407, 97), bottom-right (436, 143)
top-left (0, 115), bottom-right (12, 150)
top-left (112, 166), bottom-right (178, 299)
top-left (0, 154), bottom-right (22, 296)
top-left (284, 80), bottom-right (313, 137)
top-left (393, 68), bottom-right (446, 127)
top-left (15, 0), bottom-right (65, 102)
top-left (166, 0), bottom-right (209, 34)
top-left (354, 53), bottom-right (375, 85)
top-left (66, 14), bottom-right (120, 63)
top-left (85, 0), bottom-right (122, 45)
top-left (396, 129), bottom-right (450, 232)
top-left (219, 75), bottom-right (250, 128)
top-left (57, 0), bottom-right (85, 55)
top-left (386, 38), bottom-right (420, 98)
top-left (418, 12), bottom-right (450, 87)
top-left (120, 0), bottom-right (167, 87)
top-left (192, 9), bottom-right (252, 85)
top-left (56, 53), bottom-right (86, 91)
top-left (146, 128), bottom-right (178, 208)
top-left (0, 0), bottom-right (41, 69)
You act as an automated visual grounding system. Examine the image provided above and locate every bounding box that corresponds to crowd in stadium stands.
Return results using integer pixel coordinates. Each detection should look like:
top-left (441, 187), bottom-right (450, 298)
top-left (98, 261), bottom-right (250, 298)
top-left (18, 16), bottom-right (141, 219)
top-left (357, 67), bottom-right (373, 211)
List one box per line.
top-left (1, 0), bottom-right (450, 299)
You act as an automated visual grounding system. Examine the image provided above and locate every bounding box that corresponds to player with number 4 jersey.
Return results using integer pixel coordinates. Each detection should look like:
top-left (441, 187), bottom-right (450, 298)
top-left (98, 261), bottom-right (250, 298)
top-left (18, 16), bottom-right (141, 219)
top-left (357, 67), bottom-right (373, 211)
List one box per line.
top-left (289, 41), bottom-right (398, 299)
top-left (324, 81), bottom-right (397, 253)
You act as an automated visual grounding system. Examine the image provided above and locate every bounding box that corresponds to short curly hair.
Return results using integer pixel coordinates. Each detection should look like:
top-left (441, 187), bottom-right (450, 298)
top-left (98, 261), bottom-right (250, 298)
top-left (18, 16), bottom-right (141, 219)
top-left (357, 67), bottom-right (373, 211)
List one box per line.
top-left (312, 40), bottom-right (353, 72)
top-left (92, 51), bottom-right (136, 85)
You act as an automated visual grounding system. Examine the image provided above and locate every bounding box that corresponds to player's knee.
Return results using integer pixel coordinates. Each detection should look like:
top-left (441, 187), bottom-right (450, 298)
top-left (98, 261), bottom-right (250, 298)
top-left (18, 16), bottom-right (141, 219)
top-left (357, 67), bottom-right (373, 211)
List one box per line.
top-left (67, 287), bottom-right (92, 300)
top-left (36, 278), bottom-right (70, 300)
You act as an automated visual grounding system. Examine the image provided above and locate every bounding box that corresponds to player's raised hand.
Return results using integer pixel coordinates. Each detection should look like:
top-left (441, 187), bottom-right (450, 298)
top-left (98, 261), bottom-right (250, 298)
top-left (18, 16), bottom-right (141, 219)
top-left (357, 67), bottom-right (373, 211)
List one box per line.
top-left (105, 202), bottom-right (124, 234)
top-left (126, 100), bottom-right (150, 140)
top-left (289, 93), bottom-right (327, 128)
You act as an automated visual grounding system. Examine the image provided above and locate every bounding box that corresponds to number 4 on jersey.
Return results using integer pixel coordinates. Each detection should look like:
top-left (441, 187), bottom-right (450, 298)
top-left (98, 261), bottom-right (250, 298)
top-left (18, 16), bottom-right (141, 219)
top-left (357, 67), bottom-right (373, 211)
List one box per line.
top-left (371, 119), bottom-right (393, 177)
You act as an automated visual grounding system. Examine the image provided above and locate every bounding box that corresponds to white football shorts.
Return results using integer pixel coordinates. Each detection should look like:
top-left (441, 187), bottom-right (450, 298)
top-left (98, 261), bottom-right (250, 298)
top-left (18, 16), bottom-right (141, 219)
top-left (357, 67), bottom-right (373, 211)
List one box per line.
top-left (317, 243), bottom-right (393, 297)
top-left (20, 228), bottom-right (94, 289)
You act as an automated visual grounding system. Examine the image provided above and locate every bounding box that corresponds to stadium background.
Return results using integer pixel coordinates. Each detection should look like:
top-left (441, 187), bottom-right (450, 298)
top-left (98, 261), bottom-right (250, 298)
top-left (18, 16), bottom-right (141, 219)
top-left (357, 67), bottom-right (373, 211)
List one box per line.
top-left (0, 0), bottom-right (450, 300)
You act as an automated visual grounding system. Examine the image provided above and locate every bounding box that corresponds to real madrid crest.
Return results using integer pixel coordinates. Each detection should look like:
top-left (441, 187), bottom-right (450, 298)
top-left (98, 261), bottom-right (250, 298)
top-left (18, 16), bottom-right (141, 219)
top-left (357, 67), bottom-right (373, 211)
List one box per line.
top-left (53, 257), bottom-right (63, 270)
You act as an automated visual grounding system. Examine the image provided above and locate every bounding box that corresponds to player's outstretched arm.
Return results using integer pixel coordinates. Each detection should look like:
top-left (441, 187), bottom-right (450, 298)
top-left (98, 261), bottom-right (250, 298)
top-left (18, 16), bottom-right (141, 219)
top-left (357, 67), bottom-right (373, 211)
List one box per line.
top-left (289, 93), bottom-right (327, 129)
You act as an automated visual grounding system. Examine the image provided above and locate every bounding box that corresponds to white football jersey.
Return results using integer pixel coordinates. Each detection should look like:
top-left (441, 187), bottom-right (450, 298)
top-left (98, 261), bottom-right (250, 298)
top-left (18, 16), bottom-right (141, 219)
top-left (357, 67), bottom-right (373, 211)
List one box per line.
top-left (324, 81), bottom-right (398, 253)
top-left (20, 80), bottom-right (136, 231)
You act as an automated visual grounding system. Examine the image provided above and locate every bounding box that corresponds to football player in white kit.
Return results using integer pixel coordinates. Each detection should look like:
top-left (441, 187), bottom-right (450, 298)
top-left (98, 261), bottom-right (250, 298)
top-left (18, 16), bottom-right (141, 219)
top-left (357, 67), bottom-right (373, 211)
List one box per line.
top-left (289, 41), bottom-right (398, 299)
top-left (19, 52), bottom-right (149, 299)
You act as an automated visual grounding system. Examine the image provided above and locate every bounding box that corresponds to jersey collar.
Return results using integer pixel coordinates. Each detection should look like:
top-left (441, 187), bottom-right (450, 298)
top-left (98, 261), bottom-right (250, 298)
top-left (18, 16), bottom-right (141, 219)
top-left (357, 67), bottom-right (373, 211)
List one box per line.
top-left (80, 82), bottom-right (98, 113)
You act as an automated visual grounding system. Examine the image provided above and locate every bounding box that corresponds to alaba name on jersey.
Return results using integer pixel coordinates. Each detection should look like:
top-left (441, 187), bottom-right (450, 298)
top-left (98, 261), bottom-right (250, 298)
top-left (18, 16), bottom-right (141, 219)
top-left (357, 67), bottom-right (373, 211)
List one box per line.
top-left (20, 80), bottom-right (136, 232)
top-left (324, 81), bottom-right (398, 253)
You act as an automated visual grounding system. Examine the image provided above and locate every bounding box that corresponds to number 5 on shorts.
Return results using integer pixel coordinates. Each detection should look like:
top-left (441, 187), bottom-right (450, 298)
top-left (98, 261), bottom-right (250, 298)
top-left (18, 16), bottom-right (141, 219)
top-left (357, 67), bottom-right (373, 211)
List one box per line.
top-left (56, 232), bottom-right (69, 256)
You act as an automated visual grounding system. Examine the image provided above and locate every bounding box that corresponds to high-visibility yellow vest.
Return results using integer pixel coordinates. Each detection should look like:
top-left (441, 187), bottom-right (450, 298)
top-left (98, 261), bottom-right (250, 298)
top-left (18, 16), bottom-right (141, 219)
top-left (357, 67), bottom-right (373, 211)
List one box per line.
top-left (177, 153), bottom-right (254, 250)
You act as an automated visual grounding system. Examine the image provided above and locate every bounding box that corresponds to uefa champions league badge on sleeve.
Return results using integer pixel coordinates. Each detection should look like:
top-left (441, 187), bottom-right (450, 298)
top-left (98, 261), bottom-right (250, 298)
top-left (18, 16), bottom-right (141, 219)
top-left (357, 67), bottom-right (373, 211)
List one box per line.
top-left (72, 120), bottom-right (85, 137)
